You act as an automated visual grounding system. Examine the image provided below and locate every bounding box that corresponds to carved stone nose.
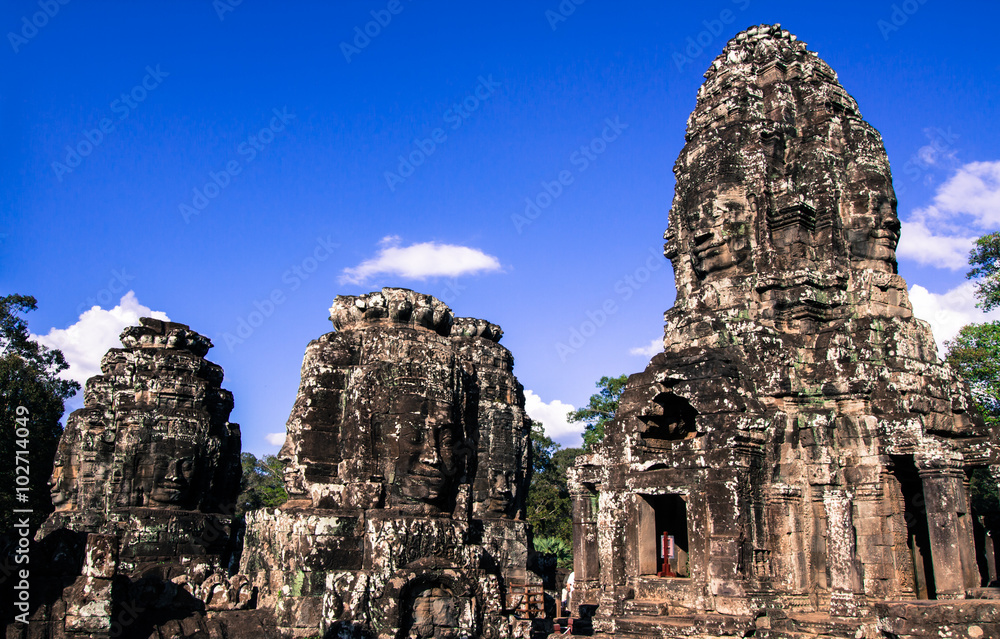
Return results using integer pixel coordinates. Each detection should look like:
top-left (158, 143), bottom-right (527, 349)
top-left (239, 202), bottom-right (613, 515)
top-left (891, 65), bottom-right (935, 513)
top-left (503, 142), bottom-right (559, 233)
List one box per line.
top-left (165, 459), bottom-right (182, 479)
top-left (419, 433), bottom-right (439, 465)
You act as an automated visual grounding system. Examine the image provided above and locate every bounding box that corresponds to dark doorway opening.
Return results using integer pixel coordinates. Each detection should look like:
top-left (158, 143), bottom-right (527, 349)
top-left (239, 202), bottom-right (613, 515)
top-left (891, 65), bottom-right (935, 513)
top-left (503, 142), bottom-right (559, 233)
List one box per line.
top-left (969, 466), bottom-right (1000, 587)
top-left (638, 494), bottom-right (689, 578)
top-left (892, 456), bottom-right (936, 599)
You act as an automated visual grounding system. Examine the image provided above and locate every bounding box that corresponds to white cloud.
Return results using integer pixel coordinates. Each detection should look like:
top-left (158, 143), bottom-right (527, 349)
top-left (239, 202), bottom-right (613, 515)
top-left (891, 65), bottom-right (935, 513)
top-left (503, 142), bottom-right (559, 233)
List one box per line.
top-left (523, 390), bottom-right (579, 444)
top-left (629, 337), bottom-right (661, 358)
top-left (896, 219), bottom-right (975, 270)
top-left (339, 236), bottom-right (502, 285)
top-left (265, 432), bottom-right (286, 447)
top-left (916, 144), bottom-right (938, 167)
top-left (909, 281), bottom-right (1000, 355)
top-left (932, 161), bottom-right (1000, 225)
top-left (32, 291), bottom-right (169, 388)
top-left (898, 161), bottom-right (1000, 270)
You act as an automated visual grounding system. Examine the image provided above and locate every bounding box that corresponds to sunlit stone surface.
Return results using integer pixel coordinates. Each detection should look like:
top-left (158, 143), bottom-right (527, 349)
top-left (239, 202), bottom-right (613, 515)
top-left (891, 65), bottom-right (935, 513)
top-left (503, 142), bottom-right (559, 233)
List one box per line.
top-left (570, 23), bottom-right (1000, 638)
top-left (242, 288), bottom-right (534, 638)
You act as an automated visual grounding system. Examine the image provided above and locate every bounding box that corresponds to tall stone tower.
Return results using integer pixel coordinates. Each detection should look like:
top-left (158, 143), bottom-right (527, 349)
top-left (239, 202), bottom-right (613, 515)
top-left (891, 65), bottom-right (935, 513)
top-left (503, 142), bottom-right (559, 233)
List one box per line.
top-left (27, 318), bottom-right (266, 638)
top-left (570, 24), bottom-right (1000, 638)
top-left (242, 288), bottom-right (534, 638)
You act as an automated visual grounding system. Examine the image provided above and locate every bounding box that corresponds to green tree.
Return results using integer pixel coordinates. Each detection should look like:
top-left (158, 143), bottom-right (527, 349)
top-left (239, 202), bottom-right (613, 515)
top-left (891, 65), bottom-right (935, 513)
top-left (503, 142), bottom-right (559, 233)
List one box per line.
top-left (526, 422), bottom-right (583, 550)
top-left (533, 536), bottom-right (573, 570)
top-left (0, 295), bottom-right (80, 534)
top-left (948, 233), bottom-right (1000, 520)
top-left (944, 323), bottom-right (1000, 518)
top-left (968, 231), bottom-right (1000, 310)
top-left (945, 321), bottom-right (1000, 428)
top-left (567, 374), bottom-right (628, 451)
top-left (237, 452), bottom-right (289, 515)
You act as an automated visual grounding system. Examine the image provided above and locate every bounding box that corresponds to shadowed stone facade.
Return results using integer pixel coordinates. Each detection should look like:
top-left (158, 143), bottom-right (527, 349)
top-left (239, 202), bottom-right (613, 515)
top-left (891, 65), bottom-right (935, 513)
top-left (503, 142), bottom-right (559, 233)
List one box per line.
top-left (570, 24), bottom-right (1000, 638)
top-left (241, 288), bottom-right (534, 638)
top-left (15, 319), bottom-right (270, 639)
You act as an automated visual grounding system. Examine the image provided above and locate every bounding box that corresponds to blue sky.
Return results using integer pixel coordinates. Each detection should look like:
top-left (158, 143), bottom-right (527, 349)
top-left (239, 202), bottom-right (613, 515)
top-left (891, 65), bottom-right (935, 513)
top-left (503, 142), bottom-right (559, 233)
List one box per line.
top-left (3, 1), bottom-right (999, 453)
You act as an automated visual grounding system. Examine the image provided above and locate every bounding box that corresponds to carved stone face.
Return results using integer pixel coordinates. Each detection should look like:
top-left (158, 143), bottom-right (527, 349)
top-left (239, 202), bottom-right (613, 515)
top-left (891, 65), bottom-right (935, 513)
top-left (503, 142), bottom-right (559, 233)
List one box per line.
top-left (848, 191), bottom-right (900, 269)
top-left (138, 440), bottom-right (200, 509)
top-left (688, 191), bottom-right (752, 278)
top-left (391, 390), bottom-right (462, 511)
top-left (49, 459), bottom-right (77, 511)
top-left (482, 472), bottom-right (513, 515)
top-left (403, 585), bottom-right (470, 639)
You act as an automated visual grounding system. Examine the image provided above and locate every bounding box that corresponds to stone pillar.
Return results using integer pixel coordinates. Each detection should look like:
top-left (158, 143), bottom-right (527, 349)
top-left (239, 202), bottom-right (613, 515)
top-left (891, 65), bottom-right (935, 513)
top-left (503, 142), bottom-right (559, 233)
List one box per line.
top-left (766, 486), bottom-right (806, 592)
top-left (570, 482), bottom-right (600, 592)
top-left (64, 534), bottom-right (118, 637)
top-left (823, 490), bottom-right (865, 616)
top-left (919, 466), bottom-right (979, 597)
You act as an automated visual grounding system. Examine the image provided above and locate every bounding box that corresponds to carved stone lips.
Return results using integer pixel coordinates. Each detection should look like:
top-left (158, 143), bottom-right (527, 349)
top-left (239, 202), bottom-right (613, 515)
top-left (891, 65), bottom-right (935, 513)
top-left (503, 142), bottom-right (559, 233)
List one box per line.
top-left (694, 232), bottom-right (725, 257)
top-left (871, 228), bottom-right (898, 243)
top-left (411, 463), bottom-right (445, 482)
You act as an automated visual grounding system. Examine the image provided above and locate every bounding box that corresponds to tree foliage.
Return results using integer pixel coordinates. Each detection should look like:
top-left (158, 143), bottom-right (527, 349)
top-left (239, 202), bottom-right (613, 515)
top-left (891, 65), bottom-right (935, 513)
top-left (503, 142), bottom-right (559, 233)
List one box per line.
top-left (0, 295), bottom-right (80, 533)
top-left (949, 233), bottom-right (1000, 521)
top-left (969, 467), bottom-right (1000, 520)
top-left (527, 422), bottom-right (583, 554)
top-left (237, 452), bottom-right (289, 515)
top-left (946, 321), bottom-right (1000, 429)
top-left (533, 536), bottom-right (573, 570)
top-left (567, 374), bottom-right (628, 451)
top-left (968, 231), bottom-right (1000, 311)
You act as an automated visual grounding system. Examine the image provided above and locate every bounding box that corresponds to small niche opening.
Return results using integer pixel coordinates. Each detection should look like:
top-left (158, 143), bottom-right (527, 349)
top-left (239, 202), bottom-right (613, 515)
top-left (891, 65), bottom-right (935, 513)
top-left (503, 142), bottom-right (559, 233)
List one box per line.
top-left (639, 393), bottom-right (697, 446)
top-left (638, 494), bottom-right (690, 578)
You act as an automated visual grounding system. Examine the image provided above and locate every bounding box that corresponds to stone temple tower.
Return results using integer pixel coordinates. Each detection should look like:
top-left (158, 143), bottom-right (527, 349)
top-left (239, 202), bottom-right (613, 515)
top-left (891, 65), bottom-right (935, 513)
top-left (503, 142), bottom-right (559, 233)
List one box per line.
top-left (570, 24), bottom-right (1000, 637)
top-left (242, 288), bottom-right (534, 638)
top-left (27, 318), bottom-right (265, 638)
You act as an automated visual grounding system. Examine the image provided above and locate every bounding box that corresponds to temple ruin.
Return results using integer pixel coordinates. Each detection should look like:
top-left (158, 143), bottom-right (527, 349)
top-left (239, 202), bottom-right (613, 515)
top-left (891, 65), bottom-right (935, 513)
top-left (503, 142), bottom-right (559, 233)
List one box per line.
top-left (24, 318), bottom-right (271, 638)
top-left (569, 23), bottom-right (1000, 638)
top-left (242, 288), bottom-right (535, 637)
top-left (9, 21), bottom-right (1000, 639)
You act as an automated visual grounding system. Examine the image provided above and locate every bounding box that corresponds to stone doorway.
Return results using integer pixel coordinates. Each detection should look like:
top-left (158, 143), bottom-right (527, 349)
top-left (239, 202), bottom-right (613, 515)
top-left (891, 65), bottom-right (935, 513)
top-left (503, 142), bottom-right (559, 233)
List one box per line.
top-left (638, 494), bottom-right (690, 578)
top-left (894, 457), bottom-right (936, 599)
